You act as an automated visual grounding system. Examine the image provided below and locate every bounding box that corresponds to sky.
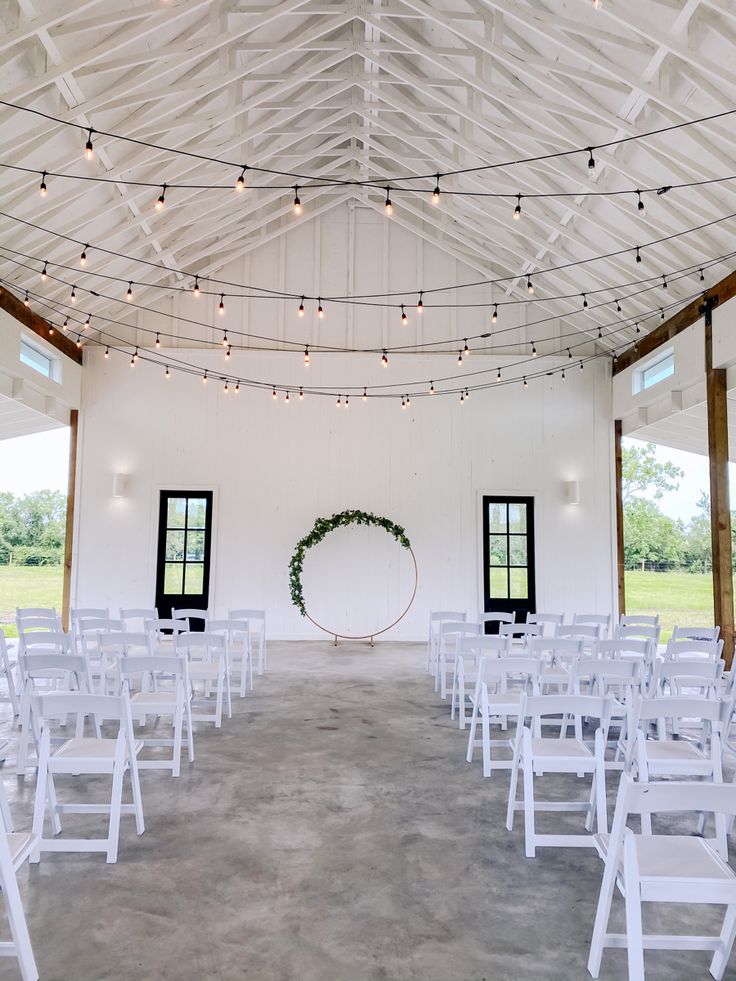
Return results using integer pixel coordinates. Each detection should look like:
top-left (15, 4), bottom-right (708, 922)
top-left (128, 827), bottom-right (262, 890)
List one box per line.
top-left (0, 428), bottom-right (70, 496)
top-left (625, 436), bottom-right (736, 523)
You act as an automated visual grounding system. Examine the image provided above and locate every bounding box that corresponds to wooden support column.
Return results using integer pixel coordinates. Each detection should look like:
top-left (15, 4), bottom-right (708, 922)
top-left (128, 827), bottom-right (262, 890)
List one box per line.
top-left (61, 409), bottom-right (78, 633)
top-left (614, 420), bottom-right (626, 617)
top-left (704, 300), bottom-right (734, 668)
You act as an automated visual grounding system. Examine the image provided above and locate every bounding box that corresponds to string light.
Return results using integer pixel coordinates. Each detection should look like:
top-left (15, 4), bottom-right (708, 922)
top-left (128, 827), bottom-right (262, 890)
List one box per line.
top-left (405, 395), bottom-right (410, 407)
top-left (580, 360), bottom-right (584, 370)
top-left (660, 308), bottom-right (665, 320)
top-left (104, 346), bottom-right (109, 358)
top-left (63, 317), bottom-right (68, 330)
top-left (384, 188), bottom-right (393, 216)
top-left (492, 304), bottom-right (498, 323)
top-left (299, 387), bottom-right (304, 400)
top-left (293, 186), bottom-right (302, 215)
top-left (464, 388), bottom-right (469, 401)
top-left (84, 314), bottom-right (91, 328)
top-left (272, 387), bottom-right (277, 400)
top-left (561, 367), bottom-right (566, 380)
top-left (523, 376), bottom-right (528, 388)
top-left (133, 346), bottom-right (139, 362)
top-left (298, 297), bottom-right (305, 317)
top-left (218, 294), bottom-right (225, 315)
top-left (700, 268), bottom-right (705, 282)
top-left (317, 298), bottom-right (324, 319)
top-left (381, 350), bottom-right (388, 367)
top-left (429, 381), bottom-right (434, 394)
top-left (513, 194), bottom-right (522, 220)
top-left (362, 387), bottom-right (367, 401)
top-left (222, 331), bottom-right (228, 347)
top-left (345, 396), bottom-right (350, 409)
top-left (304, 345), bottom-right (310, 366)
top-left (401, 304), bottom-right (408, 325)
top-left (635, 322), bottom-right (641, 333)
top-left (284, 391), bottom-right (289, 403)
top-left (155, 185), bottom-right (166, 211)
top-left (40, 261), bottom-right (47, 281)
top-left (432, 175), bottom-right (441, 205)
top-left (70, 285), bottom-right (76, 303)
top-left (76, 335), bottom-right (82, 349)
top-left (457, 350), bottom-right (463, 365)
top-left (235, 382), bottom-right (240, 393)
top-left (84, 128), bottom-right (94, 160)
top-left (635, 246), bottom-right (642, 264)
top-left (236, 166), bottom-right (247, 192)
top-left (496, 368), bottom-right (501, 382)
top-left (126, 281), bottom-right (133, 301)
top-left (527, 276), bottom-right (534, 295)
top-left (459, 391), bottom-right (464, 405)
top-left (130, 353), bottom-right (135, 366)
top-left (615, 299), bottom-right (622, 313)
top-left (587, 148), bottom-right (596, 170)
top-left (661, 274), bottom-right (668, 290)
top-left (23, 290), bottom-right (29, 306)
top-left (531, 342), bottom-right (537, 357)
top-left (337, 395), bottom-right (342, 408)
top-left (417, 291), bottom-right (423, 314)
top-left (568, 348), bottom-right (572, 359)
top-left (165, 366), bottom-right (170, 379)
top-left (225, 345), bottom-right (231, 360)
top-left (464, 339), bottom-right (470, 356)
top-left (80, 245), bottom-right (87, 266)
top-left (39, 172), bottom-right (47, 197)
top-left (155, 333), bottom-right (161, 348)
top-left (637, 191), bottom-right (645, 214)
top-left (582, 293), bottom-right (588, 309)
top-left (224, 380), bottom-right (229, 393)
top-left (193, 276), bottom-right (200, 298)
top-left (202, 370), bottom-right (208, 384)
top-left (401, 396), bottom-right (406, 409)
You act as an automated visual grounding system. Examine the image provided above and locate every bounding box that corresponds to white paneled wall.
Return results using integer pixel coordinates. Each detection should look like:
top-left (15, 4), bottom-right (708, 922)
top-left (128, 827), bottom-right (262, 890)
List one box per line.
top-left (72, 347), bottom-right (616, 640)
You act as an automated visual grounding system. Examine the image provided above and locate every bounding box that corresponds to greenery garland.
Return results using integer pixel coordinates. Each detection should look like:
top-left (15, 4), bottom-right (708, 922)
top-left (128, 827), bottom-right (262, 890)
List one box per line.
top-left (289, 510), bottom-right (411, 616)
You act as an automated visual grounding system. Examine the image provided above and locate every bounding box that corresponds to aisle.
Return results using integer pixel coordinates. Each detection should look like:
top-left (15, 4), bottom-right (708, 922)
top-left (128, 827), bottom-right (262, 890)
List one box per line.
top-left (0, 641), bottom-right (728, 980)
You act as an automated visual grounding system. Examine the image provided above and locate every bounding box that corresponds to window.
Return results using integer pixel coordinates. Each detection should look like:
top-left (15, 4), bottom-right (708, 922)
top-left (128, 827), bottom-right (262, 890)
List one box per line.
top-left (20, 337), bottom-right (58, 381)
top-left (634, 348), bottom-right (674, 394)
top-left (154, 491), bottom-right (213, 621)
top-left (482, 496), bottom-right (536, 627)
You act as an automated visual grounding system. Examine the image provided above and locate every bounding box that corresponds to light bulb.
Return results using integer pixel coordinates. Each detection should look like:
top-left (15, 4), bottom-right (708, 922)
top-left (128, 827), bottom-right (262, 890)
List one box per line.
top-left (457, 351), bottom-right (463, 365)
top-left (155, 333), bottom-right (161, 348)
top-left (317, 299), bottom-right (324, 319)
top-left (224, 381), bottom-right (229, 393)
top-left (460, 392), bottom-right (464, 404)
top-left (637, 191), bottom-right (645, 214)
top-left (235, 382), bottom-right (240, 394)
top-left (513, 194), bottom-right (522, 220)
top-left (336, 396), bottom-right (341, 408)
top-left (463, 340), bottom-right (469, 355)
top-left (532, 342), bottom-right (537, 357)
top-left (299, 387), bottom-right (304, 400)
top-left (492, 304), bottom-right (498, 323)
top-left (104, 347), bottom-right (109, 358)
top-left (193, 276), bottom-right (200, 298)
top-left (225, 346), bottom-right (231, 360)
top-left (272, 387), bottom-right (277, 400)
top-left (362, 388), bottom-right (367, 401)
top-left (23, 291), bottom-right (29, 307)
top-left (298, 297), bottom-right (305, 317)
top-left (496, 368), bottom-right (501, 382)
top-left (127, 282), bottom-right (133, 301)
top-left (202, 371), bottom-right (208, 384)
top-left (401, 304), bottom-right (408, 325)
top-left (222, 332), bottom-right (228, 347)
top-left (293, 186), bottom-right (302, 215)
top-left (635, 247), bottom-right (642, 264)
top-left (582, 293), bottom-right (588, 309)
top-left (155, 185), bottom-right (166, 211)
top-left (236, 167), bottom-right (246, 192)
top-left (41, 261), bottom-right (48, 281)
top-left (165, 366), bottom-right (170, 379)
top-left (523, 376), bottom-right (528, 388)
top-left (71, 286), bottom-right (77, 303)
top-left (39, 172), bottom-right (47, 197)
top-left (381, 350), bottom-right (388, 367)
top-left (84, 129), bottom-right (94, 160)
top-left (587, 148), bottom-right (595, 170)
top-left (384, 187), bottom-right (393, 216)
top-left (80, 246), bottom-right (87, 266)
top-left (429, 381), bottom-right (434, 394)
top-left (218, 294), bottom-right (225, 315)
top-left (285, 391), bottom-right (290, 403)
top-left (527, 277), bottom-right (534, 294)
top-left (304, 347), bottom-right (310, 366)
top-left (432, 175), bottom-right (440, 205)
top-left (417, 291), bottom-right (423, 314)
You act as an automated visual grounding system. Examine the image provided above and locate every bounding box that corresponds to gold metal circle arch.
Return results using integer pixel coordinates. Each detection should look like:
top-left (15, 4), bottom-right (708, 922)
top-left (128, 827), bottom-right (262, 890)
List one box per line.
top-left (304, 545), bottom-right (418, 646)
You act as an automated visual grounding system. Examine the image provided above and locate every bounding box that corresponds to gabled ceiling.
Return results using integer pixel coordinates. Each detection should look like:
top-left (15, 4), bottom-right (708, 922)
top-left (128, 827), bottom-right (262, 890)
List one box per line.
top-left (1, 0), bottom-right (736, 355)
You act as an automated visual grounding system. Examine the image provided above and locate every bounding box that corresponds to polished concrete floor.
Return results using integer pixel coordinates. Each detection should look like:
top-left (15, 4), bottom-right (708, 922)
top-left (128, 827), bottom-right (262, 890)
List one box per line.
top-left (0, 640), bottom-right (733, 980)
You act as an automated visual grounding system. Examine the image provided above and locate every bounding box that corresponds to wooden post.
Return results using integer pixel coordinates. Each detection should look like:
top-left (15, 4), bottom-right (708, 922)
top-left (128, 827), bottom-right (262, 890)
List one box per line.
top-left (704, 301), bottom-right (734, 668)
top-left (614, 419), bottom-right (626, 617)
top-left (61, 409), bottom-right (78, 633)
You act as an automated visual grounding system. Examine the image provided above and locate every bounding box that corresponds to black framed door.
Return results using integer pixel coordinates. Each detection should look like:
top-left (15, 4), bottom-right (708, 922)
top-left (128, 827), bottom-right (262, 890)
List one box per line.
top-left (154, 491), bottom-right (213, 623)
top-left (482, 495), bottom-right (536, 630)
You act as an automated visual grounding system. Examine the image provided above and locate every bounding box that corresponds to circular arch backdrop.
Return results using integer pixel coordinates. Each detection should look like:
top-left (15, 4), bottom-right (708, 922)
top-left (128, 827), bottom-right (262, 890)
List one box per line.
top-left (289, 510), bottom-right (417, 643)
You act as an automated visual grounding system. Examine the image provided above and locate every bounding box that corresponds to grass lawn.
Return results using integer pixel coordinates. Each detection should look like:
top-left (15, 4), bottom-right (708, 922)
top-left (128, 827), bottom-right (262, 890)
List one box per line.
top-left (625, 569), bottom-right (717, 642)
top-left (0, 565), bottom-right (64, 637)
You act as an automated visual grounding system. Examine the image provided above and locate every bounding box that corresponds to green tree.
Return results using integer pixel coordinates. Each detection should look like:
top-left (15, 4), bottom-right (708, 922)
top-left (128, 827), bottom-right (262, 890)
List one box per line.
top-left (621, 441), bottom-right (684, 504)
top-left (624, 498), bottom-right (685, 569)
top-left (0, 490), bottom-right (66, 565)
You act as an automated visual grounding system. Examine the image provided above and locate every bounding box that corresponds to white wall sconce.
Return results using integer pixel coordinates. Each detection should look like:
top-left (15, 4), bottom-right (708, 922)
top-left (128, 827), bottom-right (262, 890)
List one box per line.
top-left (112, 473), bottom-right (129, 498)
top-left (563, 480), bottom-right (580, 505)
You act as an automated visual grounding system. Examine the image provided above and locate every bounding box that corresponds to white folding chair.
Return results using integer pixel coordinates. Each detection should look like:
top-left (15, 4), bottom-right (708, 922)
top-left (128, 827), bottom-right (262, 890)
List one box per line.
top-left (556, 622), bottom-right (601, 655)
top-left (17, 651), bottom-right (93, 775)
top-left (172, 608), bottom-right (210, 630)
top-left (426, 611), bottom-right (466, 674)
top-left (506, 693), bottom-right (612, 857)
top-left (466, 655), bottom-right (542, 777)
top-left (620, 614), bottom-right (660, 628)
top-left (120, 608), bottom-right (158, 632)
top-left (145, 618), bottom-right (189, 655)
top-left (31, 689), bottom-right (144, 864)
top-left (76, 619), bottom-right (125, 691)
top-left (229, 609), bottom-right (267, 675)
top-left (589, 776), bottom-right (736, 981)
top-left (597, 637), bottom-right (654, 665)
top-left (176, 632), bottom-right (231, 727)
top-left (615, 623), bottom-right (662, 648)
top-left (16, 619), bottom-right (66, 657)
top-left (573, 613), bottom-right (611, 639)
top-left (208, 619), bottom-right (253, 697)
top-left (451, 635), bottom-right (509, 728)
top-left (530, 637), bottom-right (584, 693)
top-left (0, 630), bottom-right (20, 717)
top-left (650, 658), bottom-right (724, 699)
top-left (572, 656), bottom-right (644, 761)
top-left (478, 611), bottom-right (515, 631)
top-left (118, 655), bottom-right (193, 776)
top-left (665, 637), bottom-right (723, 662)
top-left (435, 621), bottom-right (481, 698)
top-left (499, 621), bottom-right (542, 652)
top-left (526, 612), bottom-right (564, 637)
top-left (672, 624), bottom-right (720, 643)
top-left (0, 800), bottom-right (38, 981)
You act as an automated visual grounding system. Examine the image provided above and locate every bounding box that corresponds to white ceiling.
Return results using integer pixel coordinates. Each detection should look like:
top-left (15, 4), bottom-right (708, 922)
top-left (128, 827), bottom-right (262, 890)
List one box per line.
top-left (1, 0), bottom-right (736, 354)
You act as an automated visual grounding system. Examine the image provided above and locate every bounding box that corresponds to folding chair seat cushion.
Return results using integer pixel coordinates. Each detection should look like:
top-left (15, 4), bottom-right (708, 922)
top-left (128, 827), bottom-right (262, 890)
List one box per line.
top-left (644, 740), bottom-right (708, 763)
top-left (595, 832), bottom-right (734, 882)
top-left (130, 691), bottom-right (177, 709)
top-left (530, 737), bottom-right (592, 759)
top-left (52, 736), bottom-right (143, 764)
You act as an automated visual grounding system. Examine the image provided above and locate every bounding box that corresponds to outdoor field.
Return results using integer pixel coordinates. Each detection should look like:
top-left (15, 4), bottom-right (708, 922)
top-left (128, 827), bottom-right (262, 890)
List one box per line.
top-left (0, 565), bottom-right (719, 641)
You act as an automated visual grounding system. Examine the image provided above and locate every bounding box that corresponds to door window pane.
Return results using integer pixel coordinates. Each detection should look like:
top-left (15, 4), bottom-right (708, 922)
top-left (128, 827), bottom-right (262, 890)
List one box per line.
top-left (510, 567), bottom-right (528, 599)
top-left (167, 498), bottom-right (186, 529)
top-left (186, 530), bottom-right (205, 562)
top-left (508, 503), bottom-right (527, 534)
top-left (489, 567), bottom-right (508, 598)
top-left (163, 563), bottom-right (183, 594)
top-left (184, 563), bottom-right (204, 595)
top-left (489, 535), bottom-right (508, 566)
top-left (509, 536), bottom-right (527, 567)
top-left (187, 498), bottom-right (208, 529)
top-left (488, 503), bottom-right (507, 533)
top-left (165, 530), bottom-right (185, 561)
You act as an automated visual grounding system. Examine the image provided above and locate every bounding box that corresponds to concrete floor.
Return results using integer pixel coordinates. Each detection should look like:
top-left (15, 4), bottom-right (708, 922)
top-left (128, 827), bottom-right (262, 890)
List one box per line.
top-left (0, 640), bottom-right (733, 981)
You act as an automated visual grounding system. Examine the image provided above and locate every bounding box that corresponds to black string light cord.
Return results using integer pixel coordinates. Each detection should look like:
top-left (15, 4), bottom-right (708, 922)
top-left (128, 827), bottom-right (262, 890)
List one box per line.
top-left (12, 277), bottom-right (706, 400)
top-left (2, 246), bottom-right (731, 359)
top-left (2, 207), bottom-right (736, 304)
top-left (2, 98), bottom-right (735, 186)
